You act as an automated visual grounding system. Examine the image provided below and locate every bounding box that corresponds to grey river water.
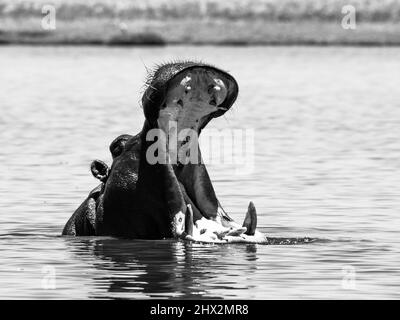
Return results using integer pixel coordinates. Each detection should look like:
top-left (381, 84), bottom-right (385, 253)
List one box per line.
top-left (0, 45), bottom-right (399, 299)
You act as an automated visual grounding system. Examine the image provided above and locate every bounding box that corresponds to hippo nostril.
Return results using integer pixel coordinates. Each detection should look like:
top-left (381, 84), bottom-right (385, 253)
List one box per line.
top-left (208, 85), bottom-right (221, 94)
top-left (177, 99), bottom-right (183, 107)
top-left (209, 99), bottom-right (217, 106)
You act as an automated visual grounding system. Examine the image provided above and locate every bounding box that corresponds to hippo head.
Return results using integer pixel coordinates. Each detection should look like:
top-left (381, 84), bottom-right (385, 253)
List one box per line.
top-left (63, 60), bottom-right (267, 242)
top-left (142, 61), bottom-right (239, 146)
top-left (83, 61), bottom-right (260, 241)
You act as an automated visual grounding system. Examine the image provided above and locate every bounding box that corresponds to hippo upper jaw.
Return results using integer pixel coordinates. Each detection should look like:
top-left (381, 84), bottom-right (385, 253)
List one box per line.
top-left (146, 67), bottom-right (235, 169)
top-left (158, 67), bottom-right (229, 131)
top-left (142, 63), bottom-right (239, 128)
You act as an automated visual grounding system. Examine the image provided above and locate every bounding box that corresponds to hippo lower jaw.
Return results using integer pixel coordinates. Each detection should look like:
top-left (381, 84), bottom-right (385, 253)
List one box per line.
top-left (173, 203), bottom-right (267, 244)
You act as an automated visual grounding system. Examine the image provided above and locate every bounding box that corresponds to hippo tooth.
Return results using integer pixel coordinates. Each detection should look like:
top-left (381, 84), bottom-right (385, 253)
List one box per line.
top-left (173, 211), bottom-right (185, 237)
top-left (242, 201), bottom-right (257, 236)
top-left (185, 204), bottom-right (194, 236)
top-left (213, 229), bottom-right (230, 240)
top-left (226, 227), bottom-right (247, 237)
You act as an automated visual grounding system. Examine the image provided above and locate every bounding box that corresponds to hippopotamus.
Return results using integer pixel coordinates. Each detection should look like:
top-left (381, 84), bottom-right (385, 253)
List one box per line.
top-left (62, 61), bottom-right (267, 243)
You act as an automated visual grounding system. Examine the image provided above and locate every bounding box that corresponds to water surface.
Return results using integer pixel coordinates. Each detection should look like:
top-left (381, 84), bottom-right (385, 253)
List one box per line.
top-left (1, 46), bottom-right (400, 299)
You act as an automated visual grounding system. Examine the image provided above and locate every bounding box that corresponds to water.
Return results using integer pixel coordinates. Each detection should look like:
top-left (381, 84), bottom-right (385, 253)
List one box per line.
top-left (1, 46), bottom-right (400, 299)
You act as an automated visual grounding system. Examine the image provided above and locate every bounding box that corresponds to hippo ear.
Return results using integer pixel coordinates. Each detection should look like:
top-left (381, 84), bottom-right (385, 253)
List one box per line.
top-left (91, 160), bottom-right (109, 183)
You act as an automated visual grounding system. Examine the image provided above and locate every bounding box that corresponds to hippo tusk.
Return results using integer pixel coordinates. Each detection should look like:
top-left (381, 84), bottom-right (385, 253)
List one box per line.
top-left (184, 204), bottom-right (194, 237)
top-left (179, 204), bottom-right (195, 241)
top-left (242, 201), bottom-right (257, 235)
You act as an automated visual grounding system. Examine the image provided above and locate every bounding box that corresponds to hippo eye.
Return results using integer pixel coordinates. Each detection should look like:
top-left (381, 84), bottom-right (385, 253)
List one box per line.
top-left (112, 145), bottom-right (122, 157)
top-left (178, 217), bottom-right (182, 223)
top-left (185, 86), bottom-right (191, 94)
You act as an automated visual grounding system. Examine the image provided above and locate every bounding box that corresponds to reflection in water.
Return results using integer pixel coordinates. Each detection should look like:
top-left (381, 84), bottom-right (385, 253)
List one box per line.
top-left (65, 238), bottom-right (258, 299)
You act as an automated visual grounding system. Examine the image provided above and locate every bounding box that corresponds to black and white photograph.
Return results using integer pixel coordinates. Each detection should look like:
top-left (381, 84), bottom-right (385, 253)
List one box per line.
top-left (0, 0), bottom-right (399, 303)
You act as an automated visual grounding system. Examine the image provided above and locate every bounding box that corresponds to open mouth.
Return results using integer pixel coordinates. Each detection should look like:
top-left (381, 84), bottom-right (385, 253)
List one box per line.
top-left (157, 67), bottom-right (230, 163)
